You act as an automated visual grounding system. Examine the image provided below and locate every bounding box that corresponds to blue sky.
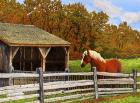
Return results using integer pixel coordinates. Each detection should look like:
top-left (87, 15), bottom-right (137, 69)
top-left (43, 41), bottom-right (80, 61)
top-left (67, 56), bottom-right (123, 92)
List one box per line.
top-left (17, 0), bottom-right (140, 31)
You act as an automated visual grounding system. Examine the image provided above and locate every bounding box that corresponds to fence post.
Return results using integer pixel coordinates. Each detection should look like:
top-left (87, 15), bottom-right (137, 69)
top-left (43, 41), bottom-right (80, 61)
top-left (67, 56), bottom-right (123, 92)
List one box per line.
top-left (9, 65), bottom-right (14, 86)
top-left (64, 68), bottom-right (69, 91)
top-left (92, 67), bottom-right (99, 99)
top-left (36, 68), bottom-right (44, 103)
top-left (132, 69), bottom-right (137, 92)
top-left (65, 68), bottom-right (69, 81)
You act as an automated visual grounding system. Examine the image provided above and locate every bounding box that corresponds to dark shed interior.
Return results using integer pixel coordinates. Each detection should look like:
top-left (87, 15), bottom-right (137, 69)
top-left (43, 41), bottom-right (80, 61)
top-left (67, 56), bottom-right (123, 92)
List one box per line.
top-left (12, 47), bottom-right (66, 72)
top-left (13, 47), bottom-right (41, 71)
top-left (46, 47), bottom-right (66, 71)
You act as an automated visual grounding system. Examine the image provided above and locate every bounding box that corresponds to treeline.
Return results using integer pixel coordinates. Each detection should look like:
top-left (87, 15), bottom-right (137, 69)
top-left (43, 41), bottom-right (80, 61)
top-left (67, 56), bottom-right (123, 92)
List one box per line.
top-left (0, 0), bottom-right (140, 58)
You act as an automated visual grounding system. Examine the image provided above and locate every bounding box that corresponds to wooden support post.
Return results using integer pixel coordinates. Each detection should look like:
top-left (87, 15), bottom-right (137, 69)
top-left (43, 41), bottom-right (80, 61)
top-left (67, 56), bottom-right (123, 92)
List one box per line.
top-left (92, 67), bottom-right (99, 99)
top-left (42, 58), bottom-right (46, 72)
top-left (9, 47), bottom-right (19, 86)
top-left (31, 48), bottom-right (33, 71)
top-left (9, 47), bottom-right (13, 71)
top-left (20, 48), bottom-right (22, 71)
top-left (64, 47), bottom-right (70, 87)
top-left (36, 68), bottom-right (44, 103)
top-left (23, 47), bottom-right (25, 71)
top-left (9, 47), bottom-right (19, 68)
top-left (132, 69), bottom-right (137, 92)
top-left (64, 47), bottom-right (69, 72)
top-left (39, 48), bottom-right (51, 72)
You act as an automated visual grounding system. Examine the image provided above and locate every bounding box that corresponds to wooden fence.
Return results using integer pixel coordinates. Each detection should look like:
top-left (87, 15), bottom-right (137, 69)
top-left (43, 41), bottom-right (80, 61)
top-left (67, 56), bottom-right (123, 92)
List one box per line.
top-left (0, 67), bottom-right (140, 103)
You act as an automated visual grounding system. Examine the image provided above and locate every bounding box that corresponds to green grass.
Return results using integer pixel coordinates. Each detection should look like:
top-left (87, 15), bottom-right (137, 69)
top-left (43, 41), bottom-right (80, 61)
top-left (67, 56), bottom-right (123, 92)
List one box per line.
top-left (101, 96), bottom-right (140, 103)
top-left (0, 95), bottom-right (6, 99)
top-left (0, 98), bottom-right (37, 103)
top-left (69, 60), bottom-right (90, 72)
top-left (98, 94), bottom-right (140, 103)
top-left (120, 58), bottom-right (140, 73)
top-left (69, 58), bottom-right (140, 73)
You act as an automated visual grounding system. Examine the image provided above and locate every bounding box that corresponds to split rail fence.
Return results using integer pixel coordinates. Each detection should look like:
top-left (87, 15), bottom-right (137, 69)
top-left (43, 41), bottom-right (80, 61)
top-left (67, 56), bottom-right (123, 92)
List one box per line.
top-left (0, 67), bottom-right (140, 103)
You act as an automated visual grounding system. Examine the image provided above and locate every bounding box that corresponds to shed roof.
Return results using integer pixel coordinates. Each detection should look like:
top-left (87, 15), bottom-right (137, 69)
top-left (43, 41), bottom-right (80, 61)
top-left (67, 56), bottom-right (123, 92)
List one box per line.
top-left (0, 23), bottom-right (70, 47)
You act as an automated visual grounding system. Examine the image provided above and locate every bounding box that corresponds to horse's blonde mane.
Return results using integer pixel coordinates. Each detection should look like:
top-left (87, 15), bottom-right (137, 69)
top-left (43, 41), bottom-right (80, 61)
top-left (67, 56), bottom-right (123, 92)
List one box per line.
top-left (83, 50), bottom-right (106, 63)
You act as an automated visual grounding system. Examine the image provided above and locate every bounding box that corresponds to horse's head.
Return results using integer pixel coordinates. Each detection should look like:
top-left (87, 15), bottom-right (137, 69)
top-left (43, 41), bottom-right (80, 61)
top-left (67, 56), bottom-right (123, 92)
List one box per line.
top-left (81, 50), bottom-right (92, 68)
top-left (81, 50), bottom-right (106, 68)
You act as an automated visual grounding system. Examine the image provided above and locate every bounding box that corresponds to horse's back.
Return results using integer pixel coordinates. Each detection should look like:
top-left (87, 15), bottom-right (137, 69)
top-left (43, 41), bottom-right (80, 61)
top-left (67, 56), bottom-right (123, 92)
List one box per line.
top-left (106, 59), bottom-right (121, 73)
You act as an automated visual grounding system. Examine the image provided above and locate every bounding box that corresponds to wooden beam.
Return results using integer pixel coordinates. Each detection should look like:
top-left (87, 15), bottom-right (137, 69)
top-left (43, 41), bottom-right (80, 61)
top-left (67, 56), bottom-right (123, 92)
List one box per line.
top-left (42, 58), bottom-right (45, 72)
top-left (9, 47), bottom-right (19, 64)
top-left (23, 47), bottom-right (25, 71)
top-left (20, 48), bottom-right (22, 71)
top-left (12, 47), bottom-right (19, 59)
top-left (44, 93), bottom-right (93, 103)
top-left (9, 47), bottom-right (13, 69)
top-left (64, 47), bottom-right (69, 72)
top-left (9, 47), bottom-right (19, 70)
top-left (39, 48), bottom-right (51, 72)
top-left (31, 48), bottom-right (33, 71)
top-left (9, 47), bottom-right (19, 86)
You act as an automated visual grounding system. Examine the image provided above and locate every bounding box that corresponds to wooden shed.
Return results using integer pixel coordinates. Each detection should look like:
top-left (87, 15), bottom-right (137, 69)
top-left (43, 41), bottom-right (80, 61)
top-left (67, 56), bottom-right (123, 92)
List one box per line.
top-left (0, 23), bottom-right (70, 73)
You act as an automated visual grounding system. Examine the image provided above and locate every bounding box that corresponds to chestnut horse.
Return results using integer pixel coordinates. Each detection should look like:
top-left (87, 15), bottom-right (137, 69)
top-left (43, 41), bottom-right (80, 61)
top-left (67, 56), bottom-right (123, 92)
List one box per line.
top-left (81, 50), bottom-right (121, 73)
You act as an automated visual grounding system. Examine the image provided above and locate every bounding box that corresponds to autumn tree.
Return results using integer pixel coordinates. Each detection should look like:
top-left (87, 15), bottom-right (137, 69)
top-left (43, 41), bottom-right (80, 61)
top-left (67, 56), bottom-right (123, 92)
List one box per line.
top-left (0, 0), bottom-right (24, 24)
top-left (0, 0), bottom-right (140, 58)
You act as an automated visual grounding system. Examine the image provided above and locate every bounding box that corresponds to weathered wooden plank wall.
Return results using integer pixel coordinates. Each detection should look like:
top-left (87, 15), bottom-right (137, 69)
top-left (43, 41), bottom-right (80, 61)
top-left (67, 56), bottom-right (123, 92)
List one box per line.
top-left (0, 43), bottom-right (9, 73)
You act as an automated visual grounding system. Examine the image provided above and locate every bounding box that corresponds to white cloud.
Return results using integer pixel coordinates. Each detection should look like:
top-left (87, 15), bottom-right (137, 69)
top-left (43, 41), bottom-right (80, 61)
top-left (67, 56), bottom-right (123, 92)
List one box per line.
top-left (92, 0), bottom-right (140, 25)
top-left (93, 0), bottom-right (122, 18)
top-left (122, 12), bottom-right (140, 24)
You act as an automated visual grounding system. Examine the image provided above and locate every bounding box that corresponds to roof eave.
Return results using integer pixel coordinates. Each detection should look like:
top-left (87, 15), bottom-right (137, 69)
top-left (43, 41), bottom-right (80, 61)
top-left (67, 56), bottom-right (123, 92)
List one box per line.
top-left (7, 43), bottom-right (70, 47)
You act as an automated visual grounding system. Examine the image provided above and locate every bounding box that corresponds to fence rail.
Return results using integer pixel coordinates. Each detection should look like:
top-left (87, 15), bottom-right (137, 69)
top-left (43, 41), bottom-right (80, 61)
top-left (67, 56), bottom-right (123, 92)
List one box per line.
top-left (0, 67), bottom-right (139, 103)
top-left (0, 72), bottom-right (135, 78)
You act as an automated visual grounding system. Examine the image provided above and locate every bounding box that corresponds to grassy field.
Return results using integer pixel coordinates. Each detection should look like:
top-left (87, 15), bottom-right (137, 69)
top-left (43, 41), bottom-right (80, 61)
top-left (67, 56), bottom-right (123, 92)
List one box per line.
top-left (94, 93), bottom-right (140, 103)
top-left (69, 58), bottom-right (140, 73)
top-left (100, 96), bottom-right (140, 103)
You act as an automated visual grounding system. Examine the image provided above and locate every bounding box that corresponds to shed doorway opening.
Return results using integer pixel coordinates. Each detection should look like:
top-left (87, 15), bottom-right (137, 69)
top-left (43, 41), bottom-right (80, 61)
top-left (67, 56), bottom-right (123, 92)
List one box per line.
top-left (46, 47), bottom-right (66, 71)
top-left (13, 47), bottom-right (41, 71)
